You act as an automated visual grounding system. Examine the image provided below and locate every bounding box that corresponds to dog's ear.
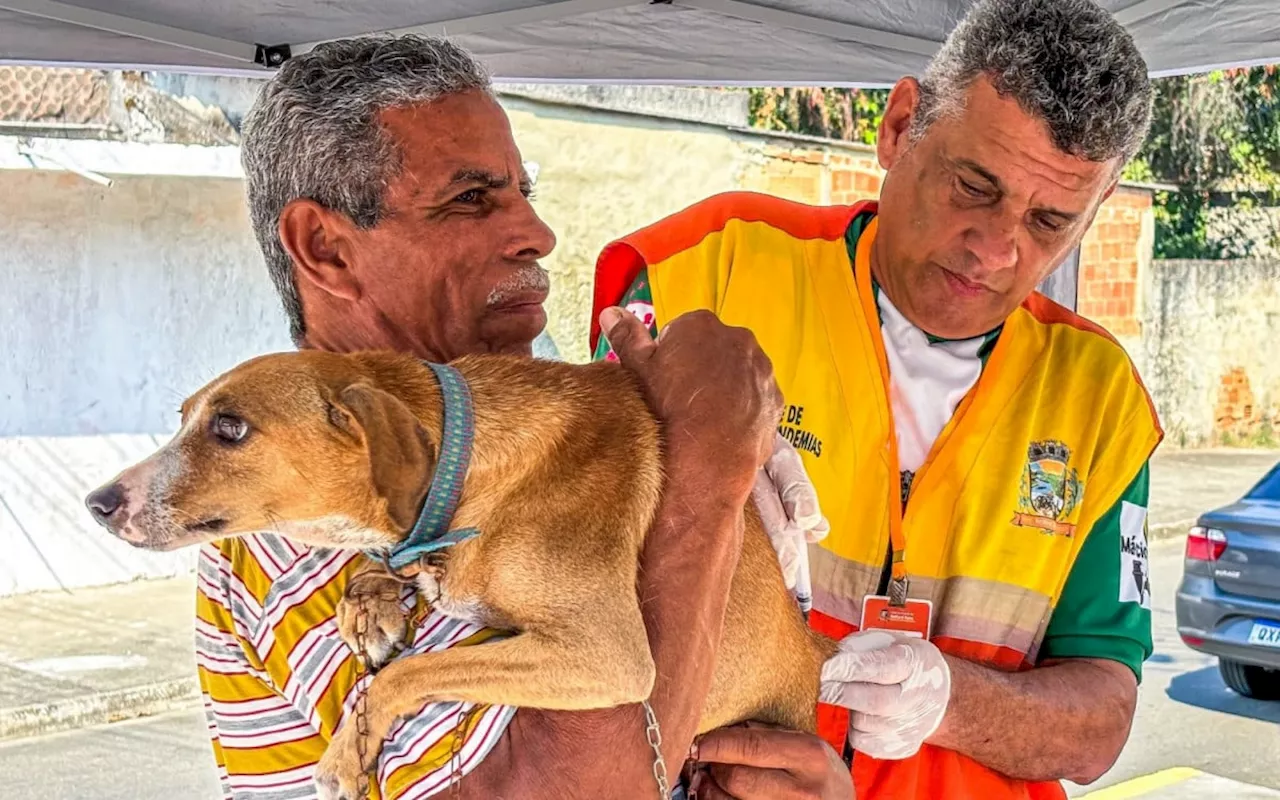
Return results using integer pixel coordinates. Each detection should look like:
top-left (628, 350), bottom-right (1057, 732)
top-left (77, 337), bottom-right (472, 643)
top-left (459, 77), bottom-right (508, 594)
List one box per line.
top-left (334, 384), bottom-right (435, 532)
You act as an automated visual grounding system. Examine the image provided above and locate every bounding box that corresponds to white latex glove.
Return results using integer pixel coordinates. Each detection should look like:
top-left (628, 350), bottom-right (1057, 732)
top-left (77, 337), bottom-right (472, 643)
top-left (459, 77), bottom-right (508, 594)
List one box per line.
top-left (819, 630), bottom-right (951, 760)
top-left (751, 432), bottom-right (830, 612)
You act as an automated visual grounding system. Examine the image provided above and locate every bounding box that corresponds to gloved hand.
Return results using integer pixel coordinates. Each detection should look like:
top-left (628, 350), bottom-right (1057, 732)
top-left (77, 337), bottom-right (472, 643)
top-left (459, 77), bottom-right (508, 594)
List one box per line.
top-left (751, 432), bottom-right (829, 611)
top-left (819, 630), bottom-right (951, 760)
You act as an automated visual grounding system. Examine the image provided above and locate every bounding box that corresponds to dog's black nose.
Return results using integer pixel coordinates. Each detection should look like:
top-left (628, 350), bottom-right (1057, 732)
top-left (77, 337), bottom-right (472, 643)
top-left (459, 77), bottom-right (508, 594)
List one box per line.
top-left (86, 483), bottom-right (125, 522)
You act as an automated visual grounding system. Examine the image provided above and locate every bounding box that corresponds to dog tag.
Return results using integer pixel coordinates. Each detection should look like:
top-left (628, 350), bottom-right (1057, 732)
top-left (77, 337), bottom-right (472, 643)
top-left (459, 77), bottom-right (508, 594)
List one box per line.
top-left (860, 595), bottom-right (933, 639)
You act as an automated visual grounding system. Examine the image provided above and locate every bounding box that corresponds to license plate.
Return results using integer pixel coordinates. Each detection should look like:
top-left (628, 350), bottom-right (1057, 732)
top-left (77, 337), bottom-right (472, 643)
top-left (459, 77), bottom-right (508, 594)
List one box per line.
top-left (1247, 621), bottom-right (1280, 648)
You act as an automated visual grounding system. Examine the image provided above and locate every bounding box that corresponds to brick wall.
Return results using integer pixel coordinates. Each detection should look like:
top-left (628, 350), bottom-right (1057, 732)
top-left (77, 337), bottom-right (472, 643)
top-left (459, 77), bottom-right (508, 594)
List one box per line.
top-left (829, 151), bottom-right (885, 205)
top-left (1076, 187), bottom-right (1154, 338)
top-left (738, 141), bottom-right (883, 206)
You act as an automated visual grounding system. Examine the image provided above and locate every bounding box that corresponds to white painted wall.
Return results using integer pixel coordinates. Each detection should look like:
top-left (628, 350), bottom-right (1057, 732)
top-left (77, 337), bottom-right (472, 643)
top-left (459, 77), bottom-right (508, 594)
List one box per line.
top-left (0, 150), bottom-right (562, 596)
top-left (0, 165), bottom-right (294, 595)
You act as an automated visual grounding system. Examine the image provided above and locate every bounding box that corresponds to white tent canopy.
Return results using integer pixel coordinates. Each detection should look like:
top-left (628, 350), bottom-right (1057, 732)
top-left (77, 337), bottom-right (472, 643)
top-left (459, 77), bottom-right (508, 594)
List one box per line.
top-left (1, 0), bottom-right (1279, 84)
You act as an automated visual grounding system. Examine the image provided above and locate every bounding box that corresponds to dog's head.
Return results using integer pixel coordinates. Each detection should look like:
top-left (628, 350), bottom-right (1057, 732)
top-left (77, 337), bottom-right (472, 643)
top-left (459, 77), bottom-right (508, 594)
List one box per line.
top-left (85, 350), bottom-right (439, 552)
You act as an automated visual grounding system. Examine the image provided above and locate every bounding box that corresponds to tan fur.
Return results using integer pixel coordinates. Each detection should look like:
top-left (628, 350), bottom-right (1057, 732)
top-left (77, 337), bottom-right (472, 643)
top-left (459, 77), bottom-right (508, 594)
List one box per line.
top-left (87, 349), bottom-right (838, 795)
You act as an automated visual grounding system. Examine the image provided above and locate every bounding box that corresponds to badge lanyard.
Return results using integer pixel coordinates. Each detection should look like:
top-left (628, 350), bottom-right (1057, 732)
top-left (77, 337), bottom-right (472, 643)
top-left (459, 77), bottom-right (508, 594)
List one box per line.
top-left (853, 218), bottom-right (932, 638)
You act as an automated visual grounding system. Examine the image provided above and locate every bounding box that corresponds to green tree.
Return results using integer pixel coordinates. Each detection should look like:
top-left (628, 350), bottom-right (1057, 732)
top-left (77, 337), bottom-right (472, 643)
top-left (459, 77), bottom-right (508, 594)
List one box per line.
top-left (1124, 65), bottom-right (1280, 258)
top-left (748, 87), bottom-right (888, 145)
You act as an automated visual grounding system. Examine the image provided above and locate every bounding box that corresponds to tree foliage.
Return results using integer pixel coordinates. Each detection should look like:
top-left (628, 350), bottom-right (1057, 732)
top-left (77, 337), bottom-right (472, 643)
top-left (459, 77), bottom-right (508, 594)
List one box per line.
top-left (1124, 65), bottom-right (1280, 258)
top-left (748, 87), bottom-right (888, 145)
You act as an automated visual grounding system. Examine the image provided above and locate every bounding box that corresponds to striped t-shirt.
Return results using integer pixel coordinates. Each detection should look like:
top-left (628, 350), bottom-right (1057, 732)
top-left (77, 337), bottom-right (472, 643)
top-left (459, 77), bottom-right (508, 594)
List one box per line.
top-left (195, 534), bottom-right (515, 799)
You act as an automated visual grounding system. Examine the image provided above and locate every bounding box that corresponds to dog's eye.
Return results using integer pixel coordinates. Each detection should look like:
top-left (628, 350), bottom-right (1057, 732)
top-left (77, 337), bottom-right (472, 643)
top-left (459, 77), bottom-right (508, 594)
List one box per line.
top-left (211, 414), bottom-right (250, 443)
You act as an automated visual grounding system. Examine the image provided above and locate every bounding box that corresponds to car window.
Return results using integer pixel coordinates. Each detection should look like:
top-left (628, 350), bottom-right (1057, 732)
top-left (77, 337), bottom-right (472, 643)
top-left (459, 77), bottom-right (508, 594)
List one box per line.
top-left (1244, 464), bottom-right (1280, 501)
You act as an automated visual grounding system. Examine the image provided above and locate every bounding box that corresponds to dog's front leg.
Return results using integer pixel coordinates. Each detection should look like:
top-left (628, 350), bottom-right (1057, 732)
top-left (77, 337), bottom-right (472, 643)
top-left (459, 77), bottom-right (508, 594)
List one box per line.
top-left (335, 559), bottom-right (413, 671)
top-left (316, 612), bottom-right (653, 798)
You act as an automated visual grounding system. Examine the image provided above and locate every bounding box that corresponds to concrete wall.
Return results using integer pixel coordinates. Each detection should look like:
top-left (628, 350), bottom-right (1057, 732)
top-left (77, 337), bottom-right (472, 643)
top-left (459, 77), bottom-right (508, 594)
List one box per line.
top-left (503, 96), bottom-right (752, 363)
top-left (1144, 259), bottom-right (1280, 448)
top-left (0, 168), bottom-right (293, 595)
top-left (0, 96), bottom-right (1159, 595)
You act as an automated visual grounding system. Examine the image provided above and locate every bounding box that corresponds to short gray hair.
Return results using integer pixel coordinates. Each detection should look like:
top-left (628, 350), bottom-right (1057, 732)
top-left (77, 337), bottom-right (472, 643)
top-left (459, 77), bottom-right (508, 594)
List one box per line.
top-left (912, 0), bottom-right (1152, 165)
top-left (240, 35), bottom-right (492, 344)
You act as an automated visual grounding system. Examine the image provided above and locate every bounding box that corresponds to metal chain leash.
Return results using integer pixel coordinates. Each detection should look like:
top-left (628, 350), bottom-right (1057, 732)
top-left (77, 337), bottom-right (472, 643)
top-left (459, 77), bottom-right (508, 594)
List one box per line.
top-left (447, 702), bottom-right (478, 799)
top-left (352, 592), bottom-right (374, 800)
top-left (642, 700), bottom-right (672, 800)
top-left (347, 566), bottom-right (420, 800)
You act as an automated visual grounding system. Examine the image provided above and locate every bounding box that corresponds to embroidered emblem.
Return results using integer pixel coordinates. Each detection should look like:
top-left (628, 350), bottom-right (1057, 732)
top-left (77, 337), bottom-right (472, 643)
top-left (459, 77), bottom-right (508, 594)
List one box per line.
top-left (1013, 440), bottom-right (1082, 537)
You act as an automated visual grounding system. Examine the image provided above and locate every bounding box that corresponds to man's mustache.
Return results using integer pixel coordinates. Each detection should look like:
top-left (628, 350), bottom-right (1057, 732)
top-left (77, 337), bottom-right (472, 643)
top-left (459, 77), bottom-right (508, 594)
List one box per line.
top-left (487, 265), bottom-right (550, 306)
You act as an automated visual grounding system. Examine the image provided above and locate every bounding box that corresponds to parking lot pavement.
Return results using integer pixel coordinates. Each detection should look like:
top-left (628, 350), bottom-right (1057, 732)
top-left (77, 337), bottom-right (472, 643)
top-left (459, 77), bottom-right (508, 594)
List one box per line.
top-left (1064, 539), bottom-right (1280, 798)
top-left (1075, 768), bottom-right (1280, 799)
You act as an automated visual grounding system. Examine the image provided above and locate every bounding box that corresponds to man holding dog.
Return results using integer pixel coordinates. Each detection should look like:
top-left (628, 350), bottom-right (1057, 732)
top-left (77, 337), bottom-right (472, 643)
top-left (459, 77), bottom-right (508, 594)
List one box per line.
top-left (198, 32), bottom-right (848, 800)
top-left (197, 0), bottom-right (1158, 798)
top-left (594, 0), bottom-right (1162, 798)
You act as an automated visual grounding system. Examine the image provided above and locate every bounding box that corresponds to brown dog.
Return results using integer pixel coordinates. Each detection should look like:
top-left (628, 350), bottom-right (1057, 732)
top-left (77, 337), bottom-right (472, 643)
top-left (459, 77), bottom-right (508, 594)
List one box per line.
top-left (84, 348), bottom-right (837, 797)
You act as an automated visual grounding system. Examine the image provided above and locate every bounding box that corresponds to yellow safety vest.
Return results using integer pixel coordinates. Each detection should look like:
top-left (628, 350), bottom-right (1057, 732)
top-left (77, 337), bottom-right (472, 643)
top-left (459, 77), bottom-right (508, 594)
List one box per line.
top-left (591, 192), bottom-right (1163, 800)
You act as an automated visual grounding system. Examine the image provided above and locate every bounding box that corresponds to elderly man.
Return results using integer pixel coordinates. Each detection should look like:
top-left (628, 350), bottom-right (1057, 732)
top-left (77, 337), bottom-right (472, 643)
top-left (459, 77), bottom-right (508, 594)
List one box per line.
top-left (595, 0), bottom-right (1162, 798)
top-left (195, 34), bottom-right (849, 800)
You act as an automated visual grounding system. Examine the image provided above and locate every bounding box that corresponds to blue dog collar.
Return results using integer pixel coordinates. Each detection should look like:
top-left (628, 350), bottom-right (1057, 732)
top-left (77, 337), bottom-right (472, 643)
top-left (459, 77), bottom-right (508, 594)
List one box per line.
top-left (381, 362), bottom-right (480, 572)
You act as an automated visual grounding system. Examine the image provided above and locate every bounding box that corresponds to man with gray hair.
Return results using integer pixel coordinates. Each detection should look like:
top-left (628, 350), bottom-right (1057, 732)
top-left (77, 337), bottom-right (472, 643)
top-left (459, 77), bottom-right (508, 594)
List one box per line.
top-left (196, 33), bottom-right (850, 800)
top-left (595, 0), bottom-right (1162, 797)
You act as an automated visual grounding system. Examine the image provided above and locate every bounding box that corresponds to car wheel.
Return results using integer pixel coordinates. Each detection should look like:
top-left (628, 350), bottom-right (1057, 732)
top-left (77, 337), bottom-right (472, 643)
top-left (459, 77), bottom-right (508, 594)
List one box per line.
top-left (1219, 658), bottom-right (1280, 700)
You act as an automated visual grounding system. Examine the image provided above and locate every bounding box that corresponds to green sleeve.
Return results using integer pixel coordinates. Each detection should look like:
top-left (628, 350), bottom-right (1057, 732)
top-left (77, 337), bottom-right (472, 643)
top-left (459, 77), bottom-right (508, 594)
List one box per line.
top-left (1039, 462), bottom-right (1153, 683)
top-left (592, 267), bottom-right (659, 362)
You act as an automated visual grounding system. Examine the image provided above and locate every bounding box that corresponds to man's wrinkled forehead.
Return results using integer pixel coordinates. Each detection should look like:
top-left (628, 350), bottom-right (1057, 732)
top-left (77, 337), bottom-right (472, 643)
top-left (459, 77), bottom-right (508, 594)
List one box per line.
top-left (929, 79), bottom-right (1118, 204)
top-left (376, 93), bottom-right (527, 205)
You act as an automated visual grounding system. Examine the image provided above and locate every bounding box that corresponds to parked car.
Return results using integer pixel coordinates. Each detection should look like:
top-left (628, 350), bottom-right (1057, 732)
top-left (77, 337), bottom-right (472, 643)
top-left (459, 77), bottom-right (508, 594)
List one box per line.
top-left (1175, 460), bottom-right (1280, 700)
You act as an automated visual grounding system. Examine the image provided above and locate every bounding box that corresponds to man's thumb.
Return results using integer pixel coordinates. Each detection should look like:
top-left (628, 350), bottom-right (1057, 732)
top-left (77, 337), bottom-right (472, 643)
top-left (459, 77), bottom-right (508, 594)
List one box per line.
top-left (600, 306), bottom-right (656, 366)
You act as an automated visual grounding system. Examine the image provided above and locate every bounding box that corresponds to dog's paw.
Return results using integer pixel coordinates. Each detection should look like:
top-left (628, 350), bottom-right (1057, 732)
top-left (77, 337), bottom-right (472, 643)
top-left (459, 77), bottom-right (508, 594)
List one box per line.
top-left (315, 724), bottom-right (371, 800)
top-left (337, 573), bottom-right (409, 670)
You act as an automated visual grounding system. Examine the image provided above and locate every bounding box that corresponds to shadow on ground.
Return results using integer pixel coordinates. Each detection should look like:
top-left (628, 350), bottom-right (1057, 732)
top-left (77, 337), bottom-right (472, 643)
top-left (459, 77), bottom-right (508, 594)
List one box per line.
top-left (1167, 665), bottom-right (1280, 724)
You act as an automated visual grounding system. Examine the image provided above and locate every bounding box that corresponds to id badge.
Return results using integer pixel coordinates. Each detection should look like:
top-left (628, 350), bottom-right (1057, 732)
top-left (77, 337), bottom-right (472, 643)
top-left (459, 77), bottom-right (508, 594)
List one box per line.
top-left (860, 595), bottom-right (933, 639)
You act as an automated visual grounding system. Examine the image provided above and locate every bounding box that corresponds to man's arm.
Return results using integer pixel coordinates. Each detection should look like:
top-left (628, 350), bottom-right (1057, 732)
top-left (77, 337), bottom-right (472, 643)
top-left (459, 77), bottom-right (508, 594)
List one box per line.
top-left (453, 308), bottom-right (781, 799)
top-left (928, 655), bottom-right (1136, 784)
top-left (928, 461), bottom-right (1153, 784)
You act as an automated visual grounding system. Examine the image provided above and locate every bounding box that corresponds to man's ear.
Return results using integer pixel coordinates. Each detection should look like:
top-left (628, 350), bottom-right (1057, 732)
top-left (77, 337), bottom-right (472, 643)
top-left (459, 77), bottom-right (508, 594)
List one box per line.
top-left (278, 199), bottom-right (364, 302)
top-left (334, 383), bottom-right (436, 532)
top-left (878, 76), bottom-right (922, 171)
top-left (1101, 175), bottom-right (1120, 203)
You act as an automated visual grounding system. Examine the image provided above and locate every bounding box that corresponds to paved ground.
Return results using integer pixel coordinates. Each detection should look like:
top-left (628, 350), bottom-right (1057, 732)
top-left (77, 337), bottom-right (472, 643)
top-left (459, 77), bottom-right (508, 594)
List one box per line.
top-left (0, 448), bottom-right (1278, 798)
top-left (1063, 539), bottom-right (1280, 799)
top-left (0, 574), bottom-right (199, 740)
top-left (7, 538), bottom-right (1278, 800)
top-left (0, 709), bottom-right (222, 800)
top-left (1147, 449), bottom-right (1280, 537)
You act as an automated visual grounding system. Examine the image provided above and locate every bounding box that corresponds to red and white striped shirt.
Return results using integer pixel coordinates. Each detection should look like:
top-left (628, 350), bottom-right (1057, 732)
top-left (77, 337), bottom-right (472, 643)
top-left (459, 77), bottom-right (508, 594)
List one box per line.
top-left (195, 533), bottom-right (514, 799)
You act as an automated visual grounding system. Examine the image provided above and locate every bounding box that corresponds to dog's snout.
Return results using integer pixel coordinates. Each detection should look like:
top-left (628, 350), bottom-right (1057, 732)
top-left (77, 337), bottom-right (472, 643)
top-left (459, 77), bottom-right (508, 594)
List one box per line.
top-left (86, 483), bottom-right (126, 523)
